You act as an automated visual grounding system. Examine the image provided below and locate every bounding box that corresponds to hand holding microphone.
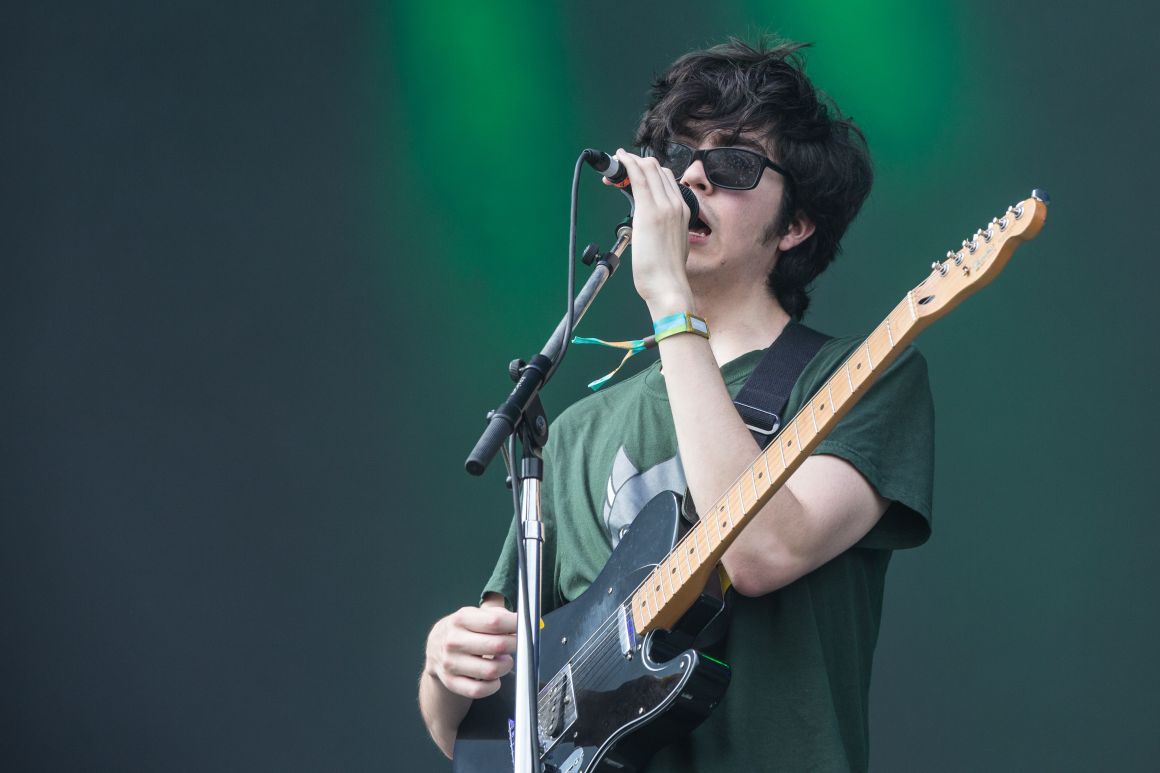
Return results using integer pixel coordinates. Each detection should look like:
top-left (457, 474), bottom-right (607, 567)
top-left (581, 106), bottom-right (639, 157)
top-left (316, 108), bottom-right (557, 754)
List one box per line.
top-left (583, 148), bottom-right (700, 229)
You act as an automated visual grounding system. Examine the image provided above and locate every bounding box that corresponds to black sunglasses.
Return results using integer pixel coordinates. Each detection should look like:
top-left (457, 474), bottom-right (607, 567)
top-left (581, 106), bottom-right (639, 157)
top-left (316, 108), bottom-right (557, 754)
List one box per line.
top-left (648, 140), bottom-right (793, 191)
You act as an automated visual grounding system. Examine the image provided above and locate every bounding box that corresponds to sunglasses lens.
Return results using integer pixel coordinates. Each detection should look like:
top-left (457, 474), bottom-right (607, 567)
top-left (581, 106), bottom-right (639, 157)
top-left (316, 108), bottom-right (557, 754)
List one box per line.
top-left (660, 142), bottom-right (695, 177)
top-left (705, 149), bottom-right (763, 189)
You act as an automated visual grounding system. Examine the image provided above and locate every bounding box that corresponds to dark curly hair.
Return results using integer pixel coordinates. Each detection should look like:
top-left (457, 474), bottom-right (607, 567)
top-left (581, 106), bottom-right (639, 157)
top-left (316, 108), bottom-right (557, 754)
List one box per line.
top-left (634, 38), bottom-right (873, 320)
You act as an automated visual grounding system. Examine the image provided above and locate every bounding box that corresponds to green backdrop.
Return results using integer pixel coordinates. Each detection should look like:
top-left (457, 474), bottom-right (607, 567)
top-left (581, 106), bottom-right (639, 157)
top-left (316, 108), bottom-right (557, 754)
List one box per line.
top-left (4, 1), bottom-right (1157, 770)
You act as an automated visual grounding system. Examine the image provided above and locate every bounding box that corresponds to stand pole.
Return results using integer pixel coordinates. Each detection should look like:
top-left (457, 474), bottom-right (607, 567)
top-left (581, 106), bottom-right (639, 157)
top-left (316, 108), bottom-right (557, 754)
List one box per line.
top-left (513, 454), bottom-right (543, 773)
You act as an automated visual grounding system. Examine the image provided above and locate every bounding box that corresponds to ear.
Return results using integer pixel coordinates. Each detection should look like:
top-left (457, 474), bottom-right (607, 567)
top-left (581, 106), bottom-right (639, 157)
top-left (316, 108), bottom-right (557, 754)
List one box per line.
top-left (777, 210), bottom-right (815, 253)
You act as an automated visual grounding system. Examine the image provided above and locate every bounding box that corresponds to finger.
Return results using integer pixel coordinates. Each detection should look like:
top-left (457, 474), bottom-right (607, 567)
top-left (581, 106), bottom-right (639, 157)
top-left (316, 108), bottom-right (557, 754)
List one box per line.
top-left (617, 150), bottom-right (682, 214)
top-left (443, 673), bottom-right (504, 700)
top-left (454, 605), bottom-right (517, 636)
top-left (638, 155), bottom-right (679, 203)
top-left (660, 167), bottom-right (689, 211)
top-left (444, 651), bottom-right (515, 682)
top-left (614, 149), bottom-right (652, 195)
top-left (446, 627), bottom-right (517, 657)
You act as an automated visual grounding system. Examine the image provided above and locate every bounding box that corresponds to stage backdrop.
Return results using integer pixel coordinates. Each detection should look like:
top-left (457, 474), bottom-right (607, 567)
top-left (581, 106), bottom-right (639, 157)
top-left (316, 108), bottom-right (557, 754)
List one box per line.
top-left (4, 1), bottom-right (1157, 771)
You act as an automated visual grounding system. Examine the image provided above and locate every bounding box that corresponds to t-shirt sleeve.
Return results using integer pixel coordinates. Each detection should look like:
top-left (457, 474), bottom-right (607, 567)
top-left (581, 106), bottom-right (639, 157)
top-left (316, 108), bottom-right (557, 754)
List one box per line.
top-left (790, 340), bottom-right (935, 550)
top-left (481, 514), bottom-right (520, 610)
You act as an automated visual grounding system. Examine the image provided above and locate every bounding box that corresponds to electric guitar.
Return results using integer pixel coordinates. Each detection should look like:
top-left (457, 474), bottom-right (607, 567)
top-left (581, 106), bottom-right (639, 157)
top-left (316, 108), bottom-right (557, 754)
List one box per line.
top-left (453, 193), bottom-right (1049, 772)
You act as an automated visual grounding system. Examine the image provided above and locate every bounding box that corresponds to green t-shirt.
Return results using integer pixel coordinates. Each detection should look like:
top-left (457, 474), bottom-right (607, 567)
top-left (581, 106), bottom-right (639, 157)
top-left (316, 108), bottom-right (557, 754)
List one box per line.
top-left (484, 333), bottom-right (935, 772)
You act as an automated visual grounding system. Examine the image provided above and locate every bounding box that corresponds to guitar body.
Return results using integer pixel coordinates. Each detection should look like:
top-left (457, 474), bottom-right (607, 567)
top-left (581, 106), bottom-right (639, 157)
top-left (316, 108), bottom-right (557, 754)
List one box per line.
top-left (452, 492), bottom-right (732, 773)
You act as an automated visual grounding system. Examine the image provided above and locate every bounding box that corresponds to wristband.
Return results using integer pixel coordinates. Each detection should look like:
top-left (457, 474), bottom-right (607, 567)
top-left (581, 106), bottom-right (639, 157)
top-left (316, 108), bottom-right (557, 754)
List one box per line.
top-left (571, 313), bottom-right (709, 391)
top-left (652, 312), bottom-right (710, 343)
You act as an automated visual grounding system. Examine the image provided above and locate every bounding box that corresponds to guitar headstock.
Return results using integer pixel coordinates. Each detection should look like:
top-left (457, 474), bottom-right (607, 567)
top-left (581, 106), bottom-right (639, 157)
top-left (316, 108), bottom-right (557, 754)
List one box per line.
top-left (910, 190), bottom-right (1049, 322)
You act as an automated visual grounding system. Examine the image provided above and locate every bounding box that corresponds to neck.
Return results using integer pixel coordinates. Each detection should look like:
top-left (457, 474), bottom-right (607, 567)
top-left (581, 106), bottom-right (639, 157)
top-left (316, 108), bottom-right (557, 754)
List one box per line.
top-left (692, 282), bottom-right (791, 365)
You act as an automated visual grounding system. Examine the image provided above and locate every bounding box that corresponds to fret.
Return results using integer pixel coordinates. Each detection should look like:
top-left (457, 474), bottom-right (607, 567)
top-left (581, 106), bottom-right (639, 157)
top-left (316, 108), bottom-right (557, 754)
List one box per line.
top-left (810, 404), bottom-right (819, 433)
top-left (846, 362), bottom-right (855, 394)
top-left (864, 340), bottom-right (874, 369)
top-left (710, 499), bottom-right (723, 545)
top-left (827, 382), bottom-right (836, 413)
top-left (762, 450), bottom-right (773, 487)
top-left (750, 466), bottom-right (760, 502)
top-left (681, 532), bottom-right (697, 581)
top-left (907, 290), bottom-right (917, 321)
top-left (778, 436), bottom-right (787, 468)
top-left (679, 534), bottom-right (693, 579)
top-left (663, 555), bottom-right (679, 594)
top-left (650, 570), bottom-right (665, 613)
top-left (726, 490), bottom-right (738, 528)
top-left (886, 317), bottom-right (895, 347)
top-left (850, 349), bottom-right (870, 388)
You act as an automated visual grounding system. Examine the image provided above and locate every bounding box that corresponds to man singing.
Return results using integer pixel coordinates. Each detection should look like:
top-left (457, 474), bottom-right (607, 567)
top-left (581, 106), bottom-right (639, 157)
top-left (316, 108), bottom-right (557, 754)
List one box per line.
top-left (420, 38), bottom-right (934, 771)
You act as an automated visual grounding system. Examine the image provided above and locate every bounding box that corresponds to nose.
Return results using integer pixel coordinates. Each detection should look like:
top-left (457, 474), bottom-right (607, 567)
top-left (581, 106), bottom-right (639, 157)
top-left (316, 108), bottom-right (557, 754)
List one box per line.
top-left (679, 158), bottom-right (714, 193)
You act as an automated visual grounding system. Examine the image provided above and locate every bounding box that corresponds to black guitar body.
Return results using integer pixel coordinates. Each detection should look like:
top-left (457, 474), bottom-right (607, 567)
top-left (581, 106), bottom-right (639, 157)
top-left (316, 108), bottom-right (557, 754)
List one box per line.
top-left (453, 492), bottom-right (732, 772)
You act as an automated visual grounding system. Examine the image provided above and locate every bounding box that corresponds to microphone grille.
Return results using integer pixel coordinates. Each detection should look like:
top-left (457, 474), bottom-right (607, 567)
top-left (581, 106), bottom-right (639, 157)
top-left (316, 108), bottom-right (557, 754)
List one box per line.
top-left (679, 186), bottom-right (700, 225)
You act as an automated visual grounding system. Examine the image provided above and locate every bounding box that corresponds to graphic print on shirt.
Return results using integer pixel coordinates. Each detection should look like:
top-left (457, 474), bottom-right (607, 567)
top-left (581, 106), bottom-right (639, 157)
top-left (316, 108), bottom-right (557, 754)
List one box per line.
top-left (602, 445), bottom-right (686, 548)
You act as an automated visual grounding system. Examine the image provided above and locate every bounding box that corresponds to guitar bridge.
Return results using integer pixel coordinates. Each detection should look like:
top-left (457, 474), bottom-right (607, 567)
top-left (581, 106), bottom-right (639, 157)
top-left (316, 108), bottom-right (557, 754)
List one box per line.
top-left (537, 662), bottom-right (578, 751)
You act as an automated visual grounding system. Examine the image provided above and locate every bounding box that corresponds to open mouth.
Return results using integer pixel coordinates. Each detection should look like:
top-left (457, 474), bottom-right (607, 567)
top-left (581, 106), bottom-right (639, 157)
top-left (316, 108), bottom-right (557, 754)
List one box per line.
top-left (689, 213), bottom-right (712, 238)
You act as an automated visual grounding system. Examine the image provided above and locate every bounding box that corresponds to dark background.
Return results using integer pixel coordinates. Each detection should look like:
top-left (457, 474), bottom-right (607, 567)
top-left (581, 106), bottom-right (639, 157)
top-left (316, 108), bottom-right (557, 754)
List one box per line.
top-left (4, 1), bottom-right (1157, 771)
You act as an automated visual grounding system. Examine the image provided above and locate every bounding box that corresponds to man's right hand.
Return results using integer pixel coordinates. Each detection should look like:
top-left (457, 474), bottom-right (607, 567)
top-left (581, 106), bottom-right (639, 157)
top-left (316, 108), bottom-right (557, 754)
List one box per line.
top-left (419, 595), bottom-right (516, 758)
top-left (425, 599), bottom-right (517, 699)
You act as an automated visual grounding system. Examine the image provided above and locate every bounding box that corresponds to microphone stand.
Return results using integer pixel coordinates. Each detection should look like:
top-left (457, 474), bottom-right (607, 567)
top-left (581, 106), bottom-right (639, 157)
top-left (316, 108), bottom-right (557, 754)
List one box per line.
top-left (466, 221), bottom-right (633, 773)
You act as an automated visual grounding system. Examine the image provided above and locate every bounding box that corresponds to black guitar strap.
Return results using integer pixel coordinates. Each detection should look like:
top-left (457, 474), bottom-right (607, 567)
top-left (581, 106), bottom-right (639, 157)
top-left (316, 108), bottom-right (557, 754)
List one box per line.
top-left (733, 320), bottom-right (833, 449)
top-left (681, 321), bottom-right (830, 652)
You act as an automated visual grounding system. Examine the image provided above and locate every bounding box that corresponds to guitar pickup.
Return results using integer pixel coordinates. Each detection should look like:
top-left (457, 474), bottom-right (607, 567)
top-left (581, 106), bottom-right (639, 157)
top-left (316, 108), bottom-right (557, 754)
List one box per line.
top-left (618, 603), bottom-right (637, 657)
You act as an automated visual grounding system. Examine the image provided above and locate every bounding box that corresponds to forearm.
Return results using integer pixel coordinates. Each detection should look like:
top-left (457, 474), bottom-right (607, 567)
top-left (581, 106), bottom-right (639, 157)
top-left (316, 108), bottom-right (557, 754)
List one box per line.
top-left (649, 324), bottom-right (804, 587)
top-left (649, 300), bottom-right (882, 594)
top-left (419, 595), bottom-right (515, 760)
top-left (419, 667), bottom-right (472, 759)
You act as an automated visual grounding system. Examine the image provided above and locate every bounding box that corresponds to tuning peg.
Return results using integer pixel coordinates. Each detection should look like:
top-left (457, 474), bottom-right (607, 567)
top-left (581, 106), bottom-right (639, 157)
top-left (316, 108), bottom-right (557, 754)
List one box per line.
top-left (1031, 188), bottom-right (1050, 204)
top-left (931, 260), bottom-right (948, 276)
top-left (948, 250), bottom-right (963, 265)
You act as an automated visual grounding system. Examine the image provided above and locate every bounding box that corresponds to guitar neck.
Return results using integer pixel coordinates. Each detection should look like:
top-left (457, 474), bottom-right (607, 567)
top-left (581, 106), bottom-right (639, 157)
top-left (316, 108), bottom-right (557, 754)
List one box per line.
top-left (627, 192), bottom-right (1047, 635)
top-left (629, 294), bottom-right (926, 634)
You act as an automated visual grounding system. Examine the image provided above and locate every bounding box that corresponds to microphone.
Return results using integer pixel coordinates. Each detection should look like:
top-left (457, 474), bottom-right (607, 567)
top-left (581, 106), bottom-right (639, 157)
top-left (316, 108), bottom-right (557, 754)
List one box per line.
top-left (582, 148), bottom-right (628, 186)
top-left (582, 149), bottom-right (701, 228)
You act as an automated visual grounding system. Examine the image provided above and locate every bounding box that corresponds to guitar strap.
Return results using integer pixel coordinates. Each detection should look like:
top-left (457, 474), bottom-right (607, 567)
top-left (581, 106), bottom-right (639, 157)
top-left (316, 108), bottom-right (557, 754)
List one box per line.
top-left (734, 321), bottom-right (833, 449)
top-left (680, 321), bottom-right (831, 651)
